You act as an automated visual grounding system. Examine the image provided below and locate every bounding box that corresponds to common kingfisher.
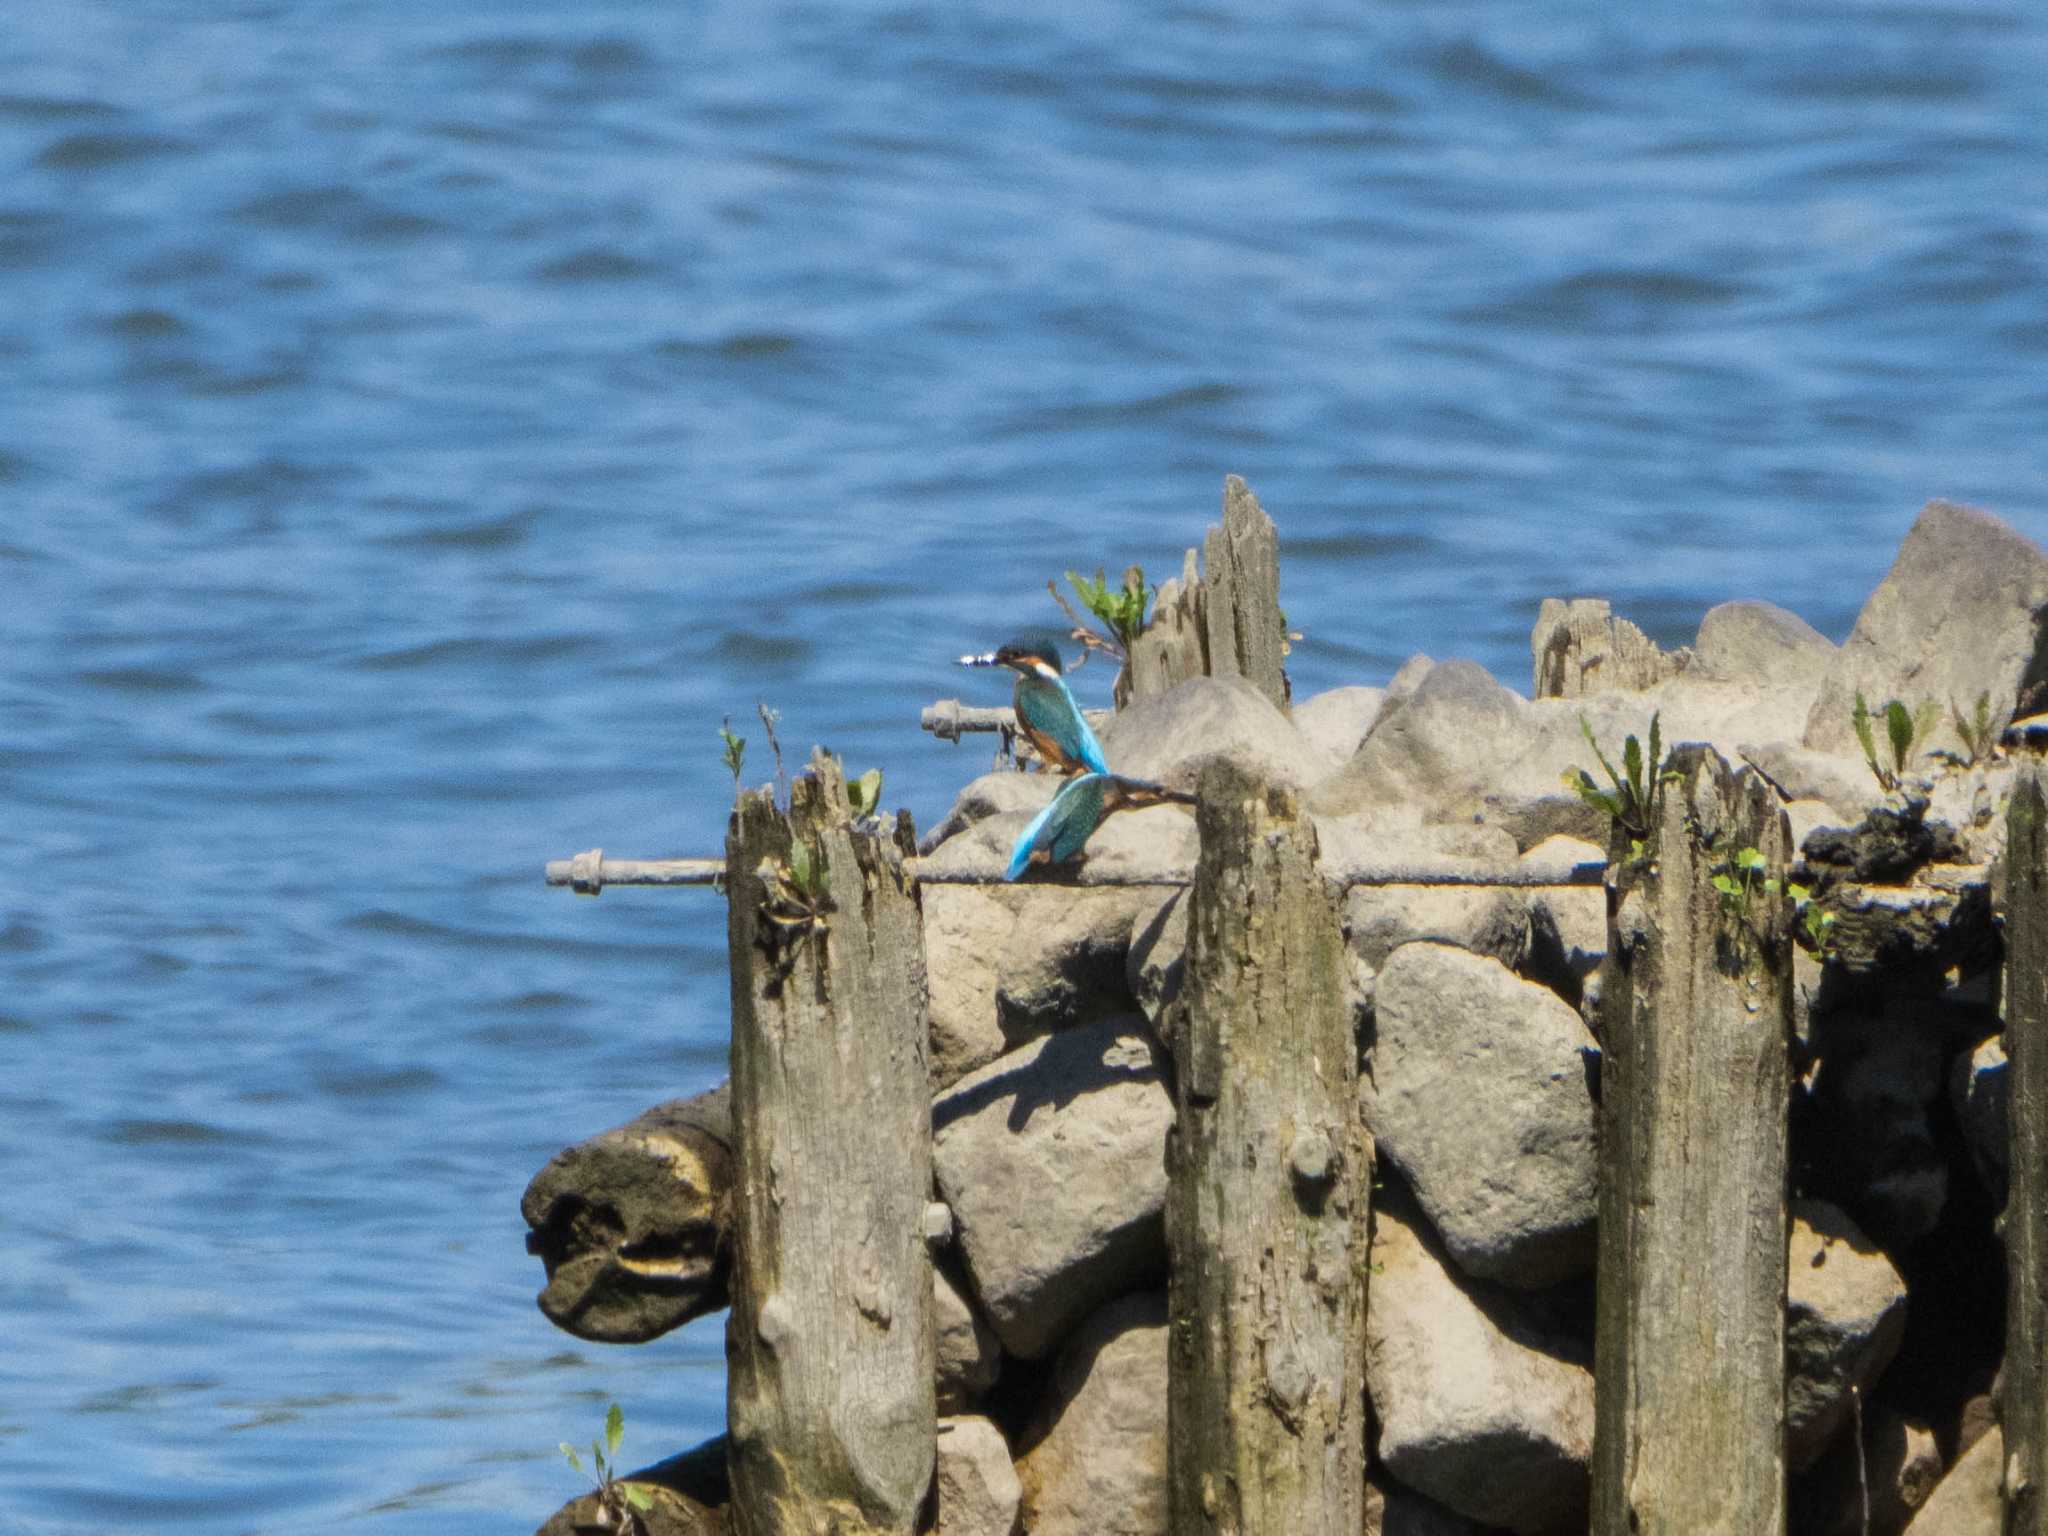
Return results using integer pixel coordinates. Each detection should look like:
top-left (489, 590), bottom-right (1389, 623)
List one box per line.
top-left (1006, 772), bottom-right (1196, 880)
top-left (959, 636), bottom-right (1110, 776)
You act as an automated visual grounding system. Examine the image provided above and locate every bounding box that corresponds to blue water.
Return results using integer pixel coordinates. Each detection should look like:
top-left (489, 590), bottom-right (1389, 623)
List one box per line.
top-left (3, 1), bottom-right (2045, 1530)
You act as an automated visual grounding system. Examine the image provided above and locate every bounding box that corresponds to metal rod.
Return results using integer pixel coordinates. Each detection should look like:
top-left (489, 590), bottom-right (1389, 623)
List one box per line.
top-left (545, 846), bottom-right (1627, 895)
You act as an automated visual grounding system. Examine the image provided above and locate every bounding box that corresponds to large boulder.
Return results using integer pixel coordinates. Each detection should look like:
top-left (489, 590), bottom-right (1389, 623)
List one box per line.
top-left (932, 1018), bottom-right (1171, 1359)
top-left (1805, 500), bottom-right (2048, 758)
top-left (935, 1415), bottom-right (1022, 1536)
top-left (1311, 659), bottom-right (1822, 848)
top-left (1785, 1199), bottom-right (1910, 1469)
top-left (1366, 1203), bottom-right (1592, 1535)
top-left (1015, 1291), bottom-right (1168, 1536)
top-left (1694, 600), bottom-right (1836, 690)
top-left (1293, 684), bottom-right (1389, 760)
top-left (1096, 674), bottom-right (1340, 793)
top-left (921, 884), bottom-right (1159, 1087)
top-left (1900, 1423), bottom-right (2002, 1535)
top-left (1370, 944), bottom-right (1600, 1287)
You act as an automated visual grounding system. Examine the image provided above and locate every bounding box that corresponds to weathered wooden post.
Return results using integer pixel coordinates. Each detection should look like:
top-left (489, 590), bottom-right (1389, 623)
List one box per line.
top-left (723, 752), bottom-right (934, 1536)
top-left (1166, 759), bottom-right (1367, 1534)
top-left (2005, 761), bottom-right (2048, 1533)
top-left (1591, 744), bottom-right (1793, 1536)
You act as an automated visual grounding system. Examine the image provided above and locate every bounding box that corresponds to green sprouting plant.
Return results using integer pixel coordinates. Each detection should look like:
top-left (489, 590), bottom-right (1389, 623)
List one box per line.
top-left (1711, 847), bottom-right (1837, 960)
top-left (1794, 883), bottom-right (1837, 961)
top-left (757, 838), bottom-right (833, 992)
top-left (560, 1402), bottom-right (653, 1535)
top-left (1852, 692), bottom-right (1940, 791)
top-left (1050, 566), bottom-right (1153, 664)
top-left (719, 717), bottom-right (747, 797)
top-left (1712, 845), bottom-right (1777, 922)
top-left (1563, 712), bottom-right (1676, 860)
top-left (847, 767), bottom-right (884, 824)
top-left (1940, 690), bottom-right (1997, 769)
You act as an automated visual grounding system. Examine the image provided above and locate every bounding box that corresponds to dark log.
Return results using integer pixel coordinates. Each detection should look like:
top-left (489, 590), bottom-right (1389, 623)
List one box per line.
top-left (1592, 744), bottom-right (1794, 1535)
top-left (723, 753), bottom-right (935, 1536)
top-left (522, 1086), bottom-right (733, 1344)
top-left (2004, 761), bottom-right (2048, 1533)
top-left (1166, 760), bottom-right (1367, 1534)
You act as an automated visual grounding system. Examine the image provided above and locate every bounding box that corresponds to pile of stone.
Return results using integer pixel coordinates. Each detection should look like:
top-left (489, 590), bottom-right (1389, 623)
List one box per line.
top-left (533, 496), bottom-right (2044, 1536)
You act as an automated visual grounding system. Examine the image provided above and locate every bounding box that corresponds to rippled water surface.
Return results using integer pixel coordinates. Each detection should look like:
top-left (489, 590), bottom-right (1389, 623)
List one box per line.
top-left (4, 1), bottom-right (2046, 1530)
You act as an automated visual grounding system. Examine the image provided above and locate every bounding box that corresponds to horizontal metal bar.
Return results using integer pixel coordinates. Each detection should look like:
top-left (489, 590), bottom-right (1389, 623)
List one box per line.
top-left (545, 846), bottom-right (1619, 895)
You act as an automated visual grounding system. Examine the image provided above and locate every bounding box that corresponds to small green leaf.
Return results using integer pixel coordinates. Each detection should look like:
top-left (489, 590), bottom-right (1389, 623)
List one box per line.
top-left (849, 768), bottom-right (883, 820)
top-left (606, 1402), bottom-right (624, 1459)
top-left (1885, 699), bottom-right (1914, 772)
top-left (1622, 733), bottom-right (1643, 799)
top-left (562, 1444), bottom-right (584, 1473)
top-left (1787, 882), bottom-right (1811, 904)
top-left (1736, 847), bottom-right (1767, 872)
top-left (1762, 878), bottom-right (1781, 895)
top-left (623, 1485), bottom-right (654, 1511)
top-left (1712, 873), bottom-right (1742, 897)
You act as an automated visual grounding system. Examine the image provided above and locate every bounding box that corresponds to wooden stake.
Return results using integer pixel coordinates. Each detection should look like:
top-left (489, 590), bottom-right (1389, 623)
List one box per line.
top-left (2004, 761), bottom-right (2048, 1533)
top-left (1167, 759), bottom-right (1367, 1535)
top-left (723, 753), bottom-right (934, 1536)
top-left (1591, 744), bottom-right (1793, 1536)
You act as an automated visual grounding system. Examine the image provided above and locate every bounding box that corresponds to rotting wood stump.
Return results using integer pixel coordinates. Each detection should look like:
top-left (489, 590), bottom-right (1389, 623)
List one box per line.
top-left (723, 753), bottom-right (934, 1536)
top-left (1591, 744), bottom-right (1794, 1536)
top-left (2004, 761), bottom-right (2048, 1534)
top-left (1166, 759), bottom-right (1367, 1536)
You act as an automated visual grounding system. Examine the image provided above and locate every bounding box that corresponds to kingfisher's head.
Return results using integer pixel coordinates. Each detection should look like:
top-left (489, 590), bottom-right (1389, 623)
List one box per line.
top-left (960, 634), bottom-right (1066, 681)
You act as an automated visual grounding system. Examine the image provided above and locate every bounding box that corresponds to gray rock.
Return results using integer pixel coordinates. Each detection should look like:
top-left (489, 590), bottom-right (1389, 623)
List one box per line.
top-left (1125, 888), bottom-right (1188, 1032)
top-left (1387, 652), bottom-right (1437, 701)
top-left (935, 1258), bottom-right (1001, 1413)
top-left (1738, 741), bottom-right (1882, 821)
top-left (1370, 944), bottom-right (1600, 1287)
top-left (991, 887), bottom-right (1159, 1039)
top-left (920, 771), bottom-right (1059, 854)
top-left (1520, 836), bottom-right (1608, 988)
top-left (1366, 1203), bottom-right (1592, 1535)
top-left (1096, 674), bottom-right (1340, 794)
top-left (1346, 885), bottom-right (1538, 973)
top-left (1786, 1199), bottom-right (1910, 1470)
top-left (1694, 600), bottom-right (1836, 689)
top-left (1310, 660), bottom-right (1529, 826)
top-left (1951, 1036), bottom-right (2008, 1206)
top-left (1900, 1423), bottom-right (2001, 1535)
top-left (935, 1416), bottom-right (1022, 1536)
top-left (921, 883), bottom-right (1158, 1088)
top-left (1312, 659), bottom-right (1820, 848)
top-left (932, 1018), bottom-right (1171, 1359)
top-left (1293, 684), bottom-right (1389, 760)
top-left (923, 886), bottom-right (1022, 1089)
top-left (1805, 500), bottom-right (2048, 758)
top-left (1015, 1291), bottom-right (1167, 1536)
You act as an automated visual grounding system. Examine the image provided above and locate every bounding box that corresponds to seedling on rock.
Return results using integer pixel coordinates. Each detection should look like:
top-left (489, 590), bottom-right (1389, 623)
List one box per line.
top-left (1051, 566), bottom-right (1153, 665)
top-left (561, 1402), bottom-right (654, 1536)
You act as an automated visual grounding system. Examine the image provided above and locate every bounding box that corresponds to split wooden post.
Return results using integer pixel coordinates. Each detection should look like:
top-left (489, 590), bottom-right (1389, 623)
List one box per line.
top-left (1591, 744), bottom-right (1794, 1536)
top-left (723, 752), bottom-right (934, 1536)
top-left (2005, 761), bottom-right (2048, 1533)
top-left (1166, 759), bottom-right (1367, 1535)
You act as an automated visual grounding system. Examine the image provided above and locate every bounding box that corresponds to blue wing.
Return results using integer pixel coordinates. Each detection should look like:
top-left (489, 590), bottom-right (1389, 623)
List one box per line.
top-left (1015, 676), bottom-right (1110, 775)
top-left (1005, 774), bottom-right (1109, 879)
